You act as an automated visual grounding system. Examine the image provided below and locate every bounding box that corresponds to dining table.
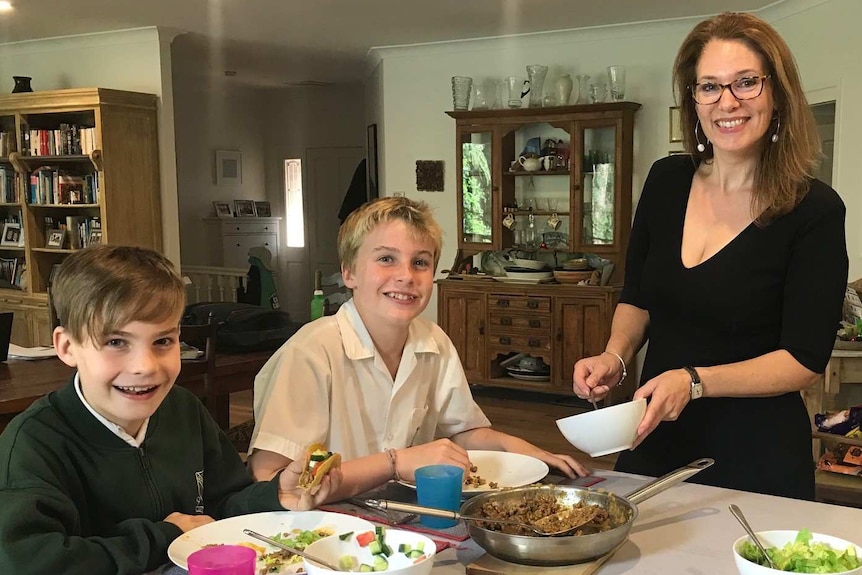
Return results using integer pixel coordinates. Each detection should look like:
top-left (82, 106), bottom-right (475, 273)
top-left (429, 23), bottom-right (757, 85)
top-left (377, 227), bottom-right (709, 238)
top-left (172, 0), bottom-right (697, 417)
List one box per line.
top-left (162, 467), bottom-right (862, 574)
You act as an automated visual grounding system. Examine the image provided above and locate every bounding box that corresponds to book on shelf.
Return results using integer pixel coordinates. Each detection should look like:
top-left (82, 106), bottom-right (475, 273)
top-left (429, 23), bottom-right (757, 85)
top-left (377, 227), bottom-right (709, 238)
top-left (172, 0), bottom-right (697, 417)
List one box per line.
top-left (0, 256), bottom-right (23, 289)
top-left (24, 125), bottom-right (95, 156)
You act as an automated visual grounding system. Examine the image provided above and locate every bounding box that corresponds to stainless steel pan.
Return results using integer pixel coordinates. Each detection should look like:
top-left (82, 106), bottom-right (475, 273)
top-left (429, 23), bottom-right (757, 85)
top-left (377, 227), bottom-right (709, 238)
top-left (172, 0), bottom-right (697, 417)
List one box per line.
top-left (374, 458), bottom-right (713, 566)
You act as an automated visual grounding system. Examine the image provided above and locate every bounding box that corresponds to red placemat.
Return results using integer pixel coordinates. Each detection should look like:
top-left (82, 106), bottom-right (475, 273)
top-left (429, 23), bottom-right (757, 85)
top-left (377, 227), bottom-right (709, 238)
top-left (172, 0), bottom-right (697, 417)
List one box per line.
top-left (320, 503), bottom-right (471, 541)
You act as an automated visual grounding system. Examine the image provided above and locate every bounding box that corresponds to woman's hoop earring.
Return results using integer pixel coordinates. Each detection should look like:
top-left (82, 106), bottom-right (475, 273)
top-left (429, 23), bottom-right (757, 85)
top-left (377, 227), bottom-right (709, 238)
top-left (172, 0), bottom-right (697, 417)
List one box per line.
top-left (771, 116), bottom-right (780, 143)
top-left (695, 120), bottom-right (709, 153)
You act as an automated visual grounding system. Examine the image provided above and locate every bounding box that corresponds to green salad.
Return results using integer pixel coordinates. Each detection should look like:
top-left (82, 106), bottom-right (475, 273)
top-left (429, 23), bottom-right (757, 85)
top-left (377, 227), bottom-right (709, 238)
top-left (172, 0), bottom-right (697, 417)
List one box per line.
top-left (739, 530), bottom-right (861, 573)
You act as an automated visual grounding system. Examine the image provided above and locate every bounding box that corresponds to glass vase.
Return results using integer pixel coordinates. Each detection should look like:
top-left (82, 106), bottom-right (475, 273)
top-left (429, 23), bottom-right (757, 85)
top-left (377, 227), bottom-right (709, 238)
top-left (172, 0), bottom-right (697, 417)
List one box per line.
top-left (525, 65), bottom-right (548, 108)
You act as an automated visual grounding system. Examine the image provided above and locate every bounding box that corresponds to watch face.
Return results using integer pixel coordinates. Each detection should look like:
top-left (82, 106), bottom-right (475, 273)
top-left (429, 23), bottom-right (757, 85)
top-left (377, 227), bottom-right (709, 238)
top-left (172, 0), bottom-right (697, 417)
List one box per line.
top-left (691, 384), bottom-right (703, 400)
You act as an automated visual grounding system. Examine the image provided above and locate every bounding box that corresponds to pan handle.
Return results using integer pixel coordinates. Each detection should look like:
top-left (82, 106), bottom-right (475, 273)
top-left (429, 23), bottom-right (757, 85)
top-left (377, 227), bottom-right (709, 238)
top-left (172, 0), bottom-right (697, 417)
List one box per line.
top-left (365, 499), bottom-right (460, 520)
top-left (624, 458), bottom-right (714, 506)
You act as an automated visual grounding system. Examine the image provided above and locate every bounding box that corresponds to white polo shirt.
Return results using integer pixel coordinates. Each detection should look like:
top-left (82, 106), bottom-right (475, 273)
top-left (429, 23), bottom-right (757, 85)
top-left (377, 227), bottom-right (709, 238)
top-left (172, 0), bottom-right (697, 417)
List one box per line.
top-left (249, 299), bottom-right (491, 462)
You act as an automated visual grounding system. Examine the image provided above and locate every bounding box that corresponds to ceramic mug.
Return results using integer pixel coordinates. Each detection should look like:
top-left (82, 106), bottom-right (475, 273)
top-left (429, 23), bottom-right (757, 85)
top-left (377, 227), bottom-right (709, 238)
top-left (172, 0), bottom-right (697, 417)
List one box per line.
top-left (547, 213), bottom-right (562, 230)
top-left (518, 156), bottom-right (542, 172)
top-left (502, 213), bottom-right (516, 230)
top-left (541, 155), bottom-right (557, 171)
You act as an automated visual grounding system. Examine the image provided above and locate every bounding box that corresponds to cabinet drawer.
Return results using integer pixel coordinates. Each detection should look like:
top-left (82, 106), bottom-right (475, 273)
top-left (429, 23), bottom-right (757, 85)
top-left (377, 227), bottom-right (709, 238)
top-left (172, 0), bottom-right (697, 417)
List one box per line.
top-left (224, 222), bottom-right (279, 235)
top-left (488, 314), bottom-right (551, 332)
top-left (488, 333), bottom-right (552, 352)
top-left (222, 234), bottom-right (278, 269)
top-left (489, 295), bottom-right (550, 312)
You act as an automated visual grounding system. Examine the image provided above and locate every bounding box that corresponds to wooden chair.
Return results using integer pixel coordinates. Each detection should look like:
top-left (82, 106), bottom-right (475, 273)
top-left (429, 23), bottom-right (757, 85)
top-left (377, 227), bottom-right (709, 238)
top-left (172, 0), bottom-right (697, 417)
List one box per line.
top-left (176, 318), bottom-right (222, 427)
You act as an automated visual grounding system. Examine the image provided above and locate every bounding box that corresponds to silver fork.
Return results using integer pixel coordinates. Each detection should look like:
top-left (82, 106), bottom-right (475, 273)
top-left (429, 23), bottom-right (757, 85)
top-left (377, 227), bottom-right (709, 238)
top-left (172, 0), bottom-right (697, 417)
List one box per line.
top-left (348, 498), bottom-right (417, 525)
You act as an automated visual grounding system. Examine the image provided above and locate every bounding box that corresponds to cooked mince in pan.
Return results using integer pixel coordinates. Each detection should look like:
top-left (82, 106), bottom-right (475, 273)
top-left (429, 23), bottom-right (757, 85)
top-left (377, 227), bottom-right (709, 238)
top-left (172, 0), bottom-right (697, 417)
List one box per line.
top-left (476, 491), bottom-right (630, 536)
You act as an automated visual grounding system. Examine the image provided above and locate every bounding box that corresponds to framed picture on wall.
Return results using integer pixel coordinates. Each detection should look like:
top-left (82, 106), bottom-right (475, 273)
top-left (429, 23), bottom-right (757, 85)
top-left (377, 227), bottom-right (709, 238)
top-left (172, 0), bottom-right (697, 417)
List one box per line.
top-left (366, 123), bottom-right (379, 199)
top-left (234, 199), bottom-right (256, 217)
top-left (215, 150), bottom-right (242, 186)
top-left (254, 201), bottom-right (272, 218)
top-left (669, 107), bottom-right (683, 143)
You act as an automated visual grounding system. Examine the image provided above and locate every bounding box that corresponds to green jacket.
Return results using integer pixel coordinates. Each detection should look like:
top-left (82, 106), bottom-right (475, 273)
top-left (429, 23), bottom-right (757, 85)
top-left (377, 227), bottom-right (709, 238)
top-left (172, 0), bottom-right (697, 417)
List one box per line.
top-left (0, 377), bottom-right (282, 575)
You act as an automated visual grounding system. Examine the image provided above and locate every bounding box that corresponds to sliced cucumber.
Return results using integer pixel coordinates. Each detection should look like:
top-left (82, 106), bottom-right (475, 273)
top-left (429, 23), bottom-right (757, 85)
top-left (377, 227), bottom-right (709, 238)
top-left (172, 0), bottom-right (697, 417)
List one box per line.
top-left (367, 540), bottom-right (383, 555)
top-left (359, 564), bottom-right (374, 572)
top-left (372, 554), bottom-right (389, 572)
top-left (338, 555), bottom-right (358, 571)
top-left (338, 531), bottom-right (354, 541)
top-left (407, 549), bottom-right (425, 559)
top-left (415, 541), bottom-right (425, 552)
top-left (398, 543), bottom-right (411, 553)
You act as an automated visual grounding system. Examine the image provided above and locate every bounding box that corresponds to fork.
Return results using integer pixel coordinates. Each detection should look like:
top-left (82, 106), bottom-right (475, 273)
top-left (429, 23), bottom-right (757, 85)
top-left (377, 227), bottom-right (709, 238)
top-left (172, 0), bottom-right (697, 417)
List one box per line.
top-left (348, 498), bottom-right (417, 525)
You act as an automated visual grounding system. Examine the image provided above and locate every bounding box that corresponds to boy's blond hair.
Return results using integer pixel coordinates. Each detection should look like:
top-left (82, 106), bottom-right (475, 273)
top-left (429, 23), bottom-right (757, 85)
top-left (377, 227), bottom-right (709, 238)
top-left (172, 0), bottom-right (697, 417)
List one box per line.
top-left (52, 245), bottom-right (186, 345)
top-left (337, 196), bottom-right (443, 272)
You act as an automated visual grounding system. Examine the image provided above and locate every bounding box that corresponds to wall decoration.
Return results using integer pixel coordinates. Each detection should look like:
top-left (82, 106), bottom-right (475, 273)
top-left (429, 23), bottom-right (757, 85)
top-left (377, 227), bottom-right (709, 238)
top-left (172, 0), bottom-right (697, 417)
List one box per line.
top-left (416, 160), bottom-right (444, 192)
top-left (254, 201), bottom-right (272, 218)
top-left (215, 150), bottom-right (242, 186)
top-left (233, 199), bottom-right (256, 217)
top-left (213, 201), bottom-right (233, 218)
top-left (669, 106), bottom-right (683, 143)
top-left (366, 124), bottom-right (379, 198)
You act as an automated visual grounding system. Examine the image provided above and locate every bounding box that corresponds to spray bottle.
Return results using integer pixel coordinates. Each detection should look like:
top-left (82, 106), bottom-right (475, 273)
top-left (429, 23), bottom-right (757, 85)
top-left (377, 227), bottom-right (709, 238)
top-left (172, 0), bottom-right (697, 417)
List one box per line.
top-left (310, 270), bottom-right (325, 321)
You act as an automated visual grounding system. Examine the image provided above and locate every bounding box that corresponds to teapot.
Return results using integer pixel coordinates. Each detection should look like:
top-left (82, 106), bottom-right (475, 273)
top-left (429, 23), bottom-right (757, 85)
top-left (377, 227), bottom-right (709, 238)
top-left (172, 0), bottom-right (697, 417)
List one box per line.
top-left (518, 156), bottom-right (542, 172)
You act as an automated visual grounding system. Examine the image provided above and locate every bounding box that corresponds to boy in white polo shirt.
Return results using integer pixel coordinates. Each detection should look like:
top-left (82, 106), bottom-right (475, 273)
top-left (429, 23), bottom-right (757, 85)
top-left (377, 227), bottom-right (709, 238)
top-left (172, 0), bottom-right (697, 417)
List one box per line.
top-left (248, 196), bottom-right (588, 501)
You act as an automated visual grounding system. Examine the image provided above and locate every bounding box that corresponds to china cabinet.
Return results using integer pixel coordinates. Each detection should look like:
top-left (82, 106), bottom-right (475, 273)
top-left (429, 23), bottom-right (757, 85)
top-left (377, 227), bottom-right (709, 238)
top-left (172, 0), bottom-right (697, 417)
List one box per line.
top-left (439, 102), bottom-right (640, 401)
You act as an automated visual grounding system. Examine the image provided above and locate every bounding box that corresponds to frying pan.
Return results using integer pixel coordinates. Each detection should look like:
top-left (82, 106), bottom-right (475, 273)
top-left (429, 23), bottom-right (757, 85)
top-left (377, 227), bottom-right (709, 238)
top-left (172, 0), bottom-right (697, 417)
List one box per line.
top-left (376, 458), bottom-right (713, 566)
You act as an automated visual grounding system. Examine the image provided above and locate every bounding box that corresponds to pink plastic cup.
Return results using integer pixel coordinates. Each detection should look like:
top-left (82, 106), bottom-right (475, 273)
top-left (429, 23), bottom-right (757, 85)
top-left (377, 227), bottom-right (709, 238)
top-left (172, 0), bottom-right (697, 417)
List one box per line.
top-left (187, 545), bottom-right (256, 575)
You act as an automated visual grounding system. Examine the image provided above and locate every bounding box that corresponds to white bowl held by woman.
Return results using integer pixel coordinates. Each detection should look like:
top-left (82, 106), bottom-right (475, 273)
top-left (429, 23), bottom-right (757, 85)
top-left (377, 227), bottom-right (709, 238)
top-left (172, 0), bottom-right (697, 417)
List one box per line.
top-left (732, 530), bottom-right (862, 575)
top-left (303, 528), bottom-right (436, 575)
top-left (555, 398), bottom-right (646, 457)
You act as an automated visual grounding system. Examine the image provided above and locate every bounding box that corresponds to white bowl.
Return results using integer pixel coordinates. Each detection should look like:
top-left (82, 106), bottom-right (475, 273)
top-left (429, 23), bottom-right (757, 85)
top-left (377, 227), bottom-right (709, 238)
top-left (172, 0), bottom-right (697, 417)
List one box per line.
top-left (303, 528), bottom-right (435, 575)
top-left (732, 530), bottom-right (862, 575)
top-left (555, 398), bottom-right (646, 457)
top-left (505, 270), bottom-right (553, 280)
top-left (511, 258), bottom-right (548, 270)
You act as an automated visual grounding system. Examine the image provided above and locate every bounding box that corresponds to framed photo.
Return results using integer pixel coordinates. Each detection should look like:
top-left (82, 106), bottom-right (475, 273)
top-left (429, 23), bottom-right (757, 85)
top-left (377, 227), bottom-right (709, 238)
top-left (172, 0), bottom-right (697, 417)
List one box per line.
top-left (0, 222), bottom-right (23, 247)
top-left (215, 150), bottom-right (242, 186)
top-left (254, 201), bottom-right (272, 218)
top-left (46, 229), bottom-right (66, 248)
top-left (88, 229), bottom-right (103, 246)
top-left (366, 124), bottom-right (379, 199)
top-left (234, 199), bottom-right (256, 217)
top-left (669, 106), bottom-right (683, 143)
top-left (212, 201), bottom-right (233, 219)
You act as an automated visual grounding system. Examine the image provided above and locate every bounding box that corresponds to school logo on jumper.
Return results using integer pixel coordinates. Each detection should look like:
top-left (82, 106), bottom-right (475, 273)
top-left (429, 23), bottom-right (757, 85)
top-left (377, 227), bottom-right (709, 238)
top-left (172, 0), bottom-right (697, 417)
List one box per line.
top-left (195, 470), bottom-right (204, 513)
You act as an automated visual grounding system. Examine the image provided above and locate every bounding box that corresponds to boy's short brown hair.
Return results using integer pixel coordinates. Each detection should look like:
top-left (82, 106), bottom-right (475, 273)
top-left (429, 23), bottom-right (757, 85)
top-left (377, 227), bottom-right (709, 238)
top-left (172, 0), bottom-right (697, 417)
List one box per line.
top-left (52, 245), bottom-right (186, 345)
top-left (337, 197), bottom-right (443, 272)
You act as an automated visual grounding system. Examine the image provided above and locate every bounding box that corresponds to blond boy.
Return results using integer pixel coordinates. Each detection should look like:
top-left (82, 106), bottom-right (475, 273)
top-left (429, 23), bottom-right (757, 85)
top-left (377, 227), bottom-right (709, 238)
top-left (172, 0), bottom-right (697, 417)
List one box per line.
top-left (249, 197), bottom-right (587, 501)
top-left (0, 245), bottom-right (338, 575)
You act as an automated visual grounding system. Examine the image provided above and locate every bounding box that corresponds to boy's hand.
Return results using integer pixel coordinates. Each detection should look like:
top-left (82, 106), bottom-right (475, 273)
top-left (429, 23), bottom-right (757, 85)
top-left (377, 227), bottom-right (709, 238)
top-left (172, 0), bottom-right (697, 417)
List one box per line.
top-left (164, 512), bottom-right (215, 532)
top-left (278, 457), bottom-right (342, 510)
top-left (397, 439), bottom-right (472, 482)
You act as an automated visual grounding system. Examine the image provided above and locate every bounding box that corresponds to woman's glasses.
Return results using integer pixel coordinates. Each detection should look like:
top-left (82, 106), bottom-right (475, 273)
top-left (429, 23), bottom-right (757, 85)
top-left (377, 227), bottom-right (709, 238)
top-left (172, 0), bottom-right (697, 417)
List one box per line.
top-left (690, 75), bottom-right (771, 105)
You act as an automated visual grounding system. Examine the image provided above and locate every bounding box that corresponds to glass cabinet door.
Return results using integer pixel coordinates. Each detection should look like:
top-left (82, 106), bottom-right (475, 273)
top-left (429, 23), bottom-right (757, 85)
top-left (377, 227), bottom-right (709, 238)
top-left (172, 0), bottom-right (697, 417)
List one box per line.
top-left (578, 122), bottom-right (620, 249)
top-left (500, 122), bottom-right (572, 252)
top-left (459, 130), bottom-right (494, 247)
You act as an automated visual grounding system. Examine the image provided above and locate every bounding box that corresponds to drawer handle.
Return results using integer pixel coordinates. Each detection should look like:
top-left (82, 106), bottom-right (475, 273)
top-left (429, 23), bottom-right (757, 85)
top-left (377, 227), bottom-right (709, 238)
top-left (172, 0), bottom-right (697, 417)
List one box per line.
top-left (500, 317), bottom-right (512, 326)
top-left (236, 243), bottom-right (241, 247)
top-left (496, 299), bottom-right (509, 307)
top-left (264, 226), bottom-right (269, 231)
top-left (529, 319), bottom-right (541, 328)
top-left (499, 336), bottom-right (511, 345)
top-left (235, 226), bottom-right (241, 231)
top-left (479, 320), bottom-right (485, 335)
top-left (528, 337), bottom-right (541, 348)
top-left (527, 300), bottom-right (539, 309)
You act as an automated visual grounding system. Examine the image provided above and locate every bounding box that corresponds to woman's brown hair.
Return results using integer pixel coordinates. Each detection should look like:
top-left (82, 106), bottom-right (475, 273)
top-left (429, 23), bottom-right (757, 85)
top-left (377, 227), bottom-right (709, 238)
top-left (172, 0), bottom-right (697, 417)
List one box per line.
top-left (673, 11), bottom-right (821, 224)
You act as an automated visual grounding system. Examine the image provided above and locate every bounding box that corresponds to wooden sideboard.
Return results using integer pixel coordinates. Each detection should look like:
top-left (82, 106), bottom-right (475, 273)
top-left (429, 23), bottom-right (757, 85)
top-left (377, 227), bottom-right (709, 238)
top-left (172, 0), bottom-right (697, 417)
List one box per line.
top-left (437, 278), bottom-right (635, 404)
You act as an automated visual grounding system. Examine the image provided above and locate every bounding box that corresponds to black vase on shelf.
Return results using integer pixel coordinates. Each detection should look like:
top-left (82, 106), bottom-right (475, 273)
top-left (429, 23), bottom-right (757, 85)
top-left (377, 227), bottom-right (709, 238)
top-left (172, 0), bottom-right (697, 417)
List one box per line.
top-left (11, 76), bottom-right (33, 93)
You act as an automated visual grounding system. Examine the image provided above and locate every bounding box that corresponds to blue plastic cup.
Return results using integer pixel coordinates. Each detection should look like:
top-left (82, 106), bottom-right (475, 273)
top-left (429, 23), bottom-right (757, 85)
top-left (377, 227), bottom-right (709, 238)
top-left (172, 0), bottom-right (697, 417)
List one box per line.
top-left (414, 464), bottom-right (464, 528)
top-left (187, 544), bottom-right (256, 575)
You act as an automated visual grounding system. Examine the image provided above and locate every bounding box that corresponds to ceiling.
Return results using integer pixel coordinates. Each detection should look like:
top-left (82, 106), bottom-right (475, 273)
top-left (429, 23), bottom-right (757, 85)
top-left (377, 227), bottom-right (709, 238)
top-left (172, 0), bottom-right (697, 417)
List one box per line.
top-left (0, 0), bottom-right (779, 86)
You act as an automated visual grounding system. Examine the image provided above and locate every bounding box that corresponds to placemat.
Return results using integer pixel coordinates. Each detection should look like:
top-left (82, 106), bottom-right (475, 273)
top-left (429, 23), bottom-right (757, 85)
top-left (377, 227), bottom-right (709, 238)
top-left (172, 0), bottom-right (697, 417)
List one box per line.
top-left (466, 541), bottom-right (625, 575)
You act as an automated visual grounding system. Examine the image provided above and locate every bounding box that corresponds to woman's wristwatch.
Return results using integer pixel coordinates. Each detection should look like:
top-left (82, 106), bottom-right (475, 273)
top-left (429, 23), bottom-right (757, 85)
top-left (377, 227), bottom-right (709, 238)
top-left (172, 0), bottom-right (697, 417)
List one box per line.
top-left (682, 366), bottom-right (703, 400)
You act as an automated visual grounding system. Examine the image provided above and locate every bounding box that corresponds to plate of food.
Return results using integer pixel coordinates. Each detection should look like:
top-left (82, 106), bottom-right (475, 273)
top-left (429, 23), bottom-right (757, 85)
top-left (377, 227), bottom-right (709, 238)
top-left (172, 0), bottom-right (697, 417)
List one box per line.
top-left (398, 450), bottom-right (550, 494)
top-left (167, 510), bottom-right (374, 572)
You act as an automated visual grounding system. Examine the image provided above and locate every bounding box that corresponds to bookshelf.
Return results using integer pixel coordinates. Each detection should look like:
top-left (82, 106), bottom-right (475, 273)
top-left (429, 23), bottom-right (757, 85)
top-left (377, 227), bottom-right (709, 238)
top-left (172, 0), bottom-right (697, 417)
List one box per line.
top-left (0, 88), bottom-right (161, 346)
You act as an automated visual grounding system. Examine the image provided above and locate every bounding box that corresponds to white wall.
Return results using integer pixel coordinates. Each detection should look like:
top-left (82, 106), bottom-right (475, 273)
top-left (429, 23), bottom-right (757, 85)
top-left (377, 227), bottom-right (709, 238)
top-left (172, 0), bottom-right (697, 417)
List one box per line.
top-left (373, 0), bottom-right (862, 321)
top-left (0, 27), bottom-right (181, 262)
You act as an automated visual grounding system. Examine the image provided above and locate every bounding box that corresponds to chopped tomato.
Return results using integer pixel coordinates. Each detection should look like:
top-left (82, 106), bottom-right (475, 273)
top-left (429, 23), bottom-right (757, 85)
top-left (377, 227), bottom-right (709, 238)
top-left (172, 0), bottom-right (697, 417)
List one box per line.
top-left (413, 555), bottom-right (427, 564)
top-left (356, 531), bottom-right (376, 547)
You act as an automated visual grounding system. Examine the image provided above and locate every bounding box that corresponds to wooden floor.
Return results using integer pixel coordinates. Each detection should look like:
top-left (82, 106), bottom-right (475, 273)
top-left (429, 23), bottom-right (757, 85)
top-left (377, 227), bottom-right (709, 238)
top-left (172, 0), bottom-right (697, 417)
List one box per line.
top-left (229, 385), bottom-right (617, 473)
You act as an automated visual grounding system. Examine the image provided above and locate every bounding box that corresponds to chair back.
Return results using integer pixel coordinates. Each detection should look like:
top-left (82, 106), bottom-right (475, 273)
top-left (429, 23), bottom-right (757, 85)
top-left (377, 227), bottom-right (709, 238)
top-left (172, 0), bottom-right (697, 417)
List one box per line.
top-left (176, 317), bottom-right (221, 425)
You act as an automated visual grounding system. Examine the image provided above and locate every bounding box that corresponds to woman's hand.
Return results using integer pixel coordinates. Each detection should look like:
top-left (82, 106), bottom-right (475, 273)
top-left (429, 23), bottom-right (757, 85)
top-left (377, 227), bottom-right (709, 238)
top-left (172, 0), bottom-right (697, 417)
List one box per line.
top-left (277, 457), bottom-right (343, 510)
top-left (573, 352), bottom-right (623, 402)
top-left (631, 369), bottom-right (692, 448)
top-left (395, 439), bottom-right (472, 482)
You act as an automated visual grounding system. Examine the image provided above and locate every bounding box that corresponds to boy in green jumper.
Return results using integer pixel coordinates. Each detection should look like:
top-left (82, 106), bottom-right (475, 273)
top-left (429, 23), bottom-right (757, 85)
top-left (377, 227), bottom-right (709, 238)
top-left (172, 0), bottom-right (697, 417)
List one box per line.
top-left (0, 245), bottom-right (340, 575)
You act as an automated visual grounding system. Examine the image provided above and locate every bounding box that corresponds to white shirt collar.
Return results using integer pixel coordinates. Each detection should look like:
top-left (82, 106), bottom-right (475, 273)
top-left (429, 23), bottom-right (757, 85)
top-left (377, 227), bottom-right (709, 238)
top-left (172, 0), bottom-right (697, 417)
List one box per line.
top-left (336, 299), bottom-right (441, 361)
top-left (74, 373), bottom-right (149, 447)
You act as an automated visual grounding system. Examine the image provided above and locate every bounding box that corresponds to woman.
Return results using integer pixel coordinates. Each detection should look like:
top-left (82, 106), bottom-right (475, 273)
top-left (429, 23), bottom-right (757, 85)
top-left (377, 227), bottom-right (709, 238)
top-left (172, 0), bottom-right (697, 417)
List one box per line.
top-left (573, 12), bottom-right (847, 499)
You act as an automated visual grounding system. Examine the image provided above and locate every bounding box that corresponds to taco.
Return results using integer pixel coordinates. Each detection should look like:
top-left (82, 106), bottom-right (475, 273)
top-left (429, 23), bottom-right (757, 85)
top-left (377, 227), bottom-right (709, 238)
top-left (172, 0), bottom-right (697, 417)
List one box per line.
top-left (299, 443), bottom-right (341, 490)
